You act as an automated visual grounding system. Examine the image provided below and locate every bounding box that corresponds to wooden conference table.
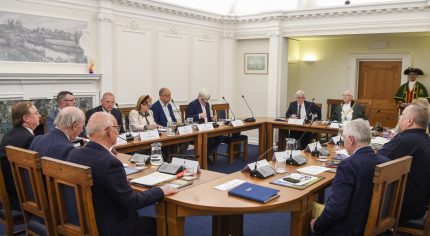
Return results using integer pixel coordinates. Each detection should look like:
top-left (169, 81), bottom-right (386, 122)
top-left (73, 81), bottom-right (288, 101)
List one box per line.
top-left (115, 118), bottom-right (339, 169)
top-left (119, 146), bottom-right (337, 236)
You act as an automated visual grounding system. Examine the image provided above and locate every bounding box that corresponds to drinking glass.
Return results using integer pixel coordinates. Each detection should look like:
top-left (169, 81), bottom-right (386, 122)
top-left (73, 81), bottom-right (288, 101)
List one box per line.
top-left (186, 118), bottom-right (194, 126)
top-left (150, 142), bottom-right (164, 166)
top-left (167, 121), bottom-right (176, 136)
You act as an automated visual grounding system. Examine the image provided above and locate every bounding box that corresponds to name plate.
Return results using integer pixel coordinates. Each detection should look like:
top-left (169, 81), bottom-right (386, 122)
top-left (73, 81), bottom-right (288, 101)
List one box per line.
top-left (139, 130), bottom-right (159, 140)
top-left (171, 157), bottom-right (200, 174)
top-left (197, 123), bottom-right (214, 131)
top-left (288, 118), bottom-right (305, 125)
top-left (305, 141), bottom-right (322, 152)
top-left (177, 125), bottom-right (193, 135)
top-left (230, 119), bottom-right (244, 127)
top-left (329, 123), bottom-right (340, 128)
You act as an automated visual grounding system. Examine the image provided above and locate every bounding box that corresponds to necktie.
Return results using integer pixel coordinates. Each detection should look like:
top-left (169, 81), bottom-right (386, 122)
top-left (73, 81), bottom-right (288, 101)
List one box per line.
top-left (298, 105), bottom-right (301, 119)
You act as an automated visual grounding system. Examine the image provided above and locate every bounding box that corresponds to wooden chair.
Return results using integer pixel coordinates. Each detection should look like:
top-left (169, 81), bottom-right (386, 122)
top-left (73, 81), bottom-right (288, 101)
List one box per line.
top-left (395, 198), bottom-right (430, 236)
top-left (119, 107), bottom-right (134, 131)
top-left (179, 105), bottom-right (189, 124)
top-left (364, 156), bottom-right (413, 236)
top-left (5, 146), bottom-right (55, 236)
top-left (212, 104), bottom-right (248, 164)
top-left (41, 157), bottom-right (98, 236)
top-left (0, 161), bottom-right (25, 236)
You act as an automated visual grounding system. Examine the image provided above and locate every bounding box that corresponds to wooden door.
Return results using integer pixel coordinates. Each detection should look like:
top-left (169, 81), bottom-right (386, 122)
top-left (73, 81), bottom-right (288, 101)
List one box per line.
top-left (357, 61), bottom-right (401, 127)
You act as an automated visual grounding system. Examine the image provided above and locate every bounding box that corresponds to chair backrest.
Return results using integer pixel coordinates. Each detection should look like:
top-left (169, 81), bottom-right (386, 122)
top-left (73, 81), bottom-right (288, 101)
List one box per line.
top-left (0, 159), bottom-right (18, 235)
top-left (41, 157), bottom-right (98, 236)
top-left (212, 103), bottom-right (230, 120)
top-left (5, 145), bottom-right (55, 236)
top-left (356, 99), bottom-right (373, 119)
top-left (179, 105), bottom-right (189, 123)
top-left (119, 107), bottom-right (134, 131)
top-left (364, 156), bottom-right (412, 236)
top-left (326, 99), bottom-right (342, 120)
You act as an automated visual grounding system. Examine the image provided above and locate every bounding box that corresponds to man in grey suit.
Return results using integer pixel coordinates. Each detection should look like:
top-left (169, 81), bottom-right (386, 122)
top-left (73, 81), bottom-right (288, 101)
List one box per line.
top-left (31, 106), bottom-right (85, 160)
top-left (46, 91), bottom-right (76, 132)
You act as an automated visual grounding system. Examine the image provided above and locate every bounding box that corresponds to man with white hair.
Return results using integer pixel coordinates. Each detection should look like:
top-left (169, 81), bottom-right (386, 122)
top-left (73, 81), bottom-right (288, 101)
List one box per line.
top-left (331, 90), bottom-right (366, 123)
top-left (30, 106), bottom-right (85, 160)
top-left (379, 102), bottom-right (430, 224)
top-left (186, 88), bottom-right (223, 158)
top-left (310, 119), bottom-right (388, 235)
top-left (66, 112), bottom-right (177, 236)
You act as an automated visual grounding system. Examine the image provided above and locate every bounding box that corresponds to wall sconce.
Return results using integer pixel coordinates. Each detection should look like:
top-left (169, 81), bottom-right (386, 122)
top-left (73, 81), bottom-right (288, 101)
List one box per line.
top-left (303, 54), bottom-right (317, 64)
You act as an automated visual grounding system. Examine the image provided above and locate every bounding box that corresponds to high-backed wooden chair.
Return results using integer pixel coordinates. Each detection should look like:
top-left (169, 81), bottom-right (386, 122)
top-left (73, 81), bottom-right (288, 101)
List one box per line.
top-left (5, 146), bottom-right (55, 236)
top-left (395, 198), bottom-right (430, 236)
top-left (212, 104), bottom-right (248, 164)
top-left (41, 157), bottom-right (98, 236)
top-left (179, 105), bottom-right (189, 124)
top-left (0, 161), bottom-right (24, 236)
top-left (364, 156), bottom-right (412, 236)
top-left (119, 107), bottom-right (134, 131)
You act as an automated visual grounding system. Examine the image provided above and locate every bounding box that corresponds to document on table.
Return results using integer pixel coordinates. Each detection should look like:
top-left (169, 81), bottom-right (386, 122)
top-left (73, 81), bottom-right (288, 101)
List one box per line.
top-left (297, 166), bottom-right (329, 175)
top-left (214, 179), bottom-right (245, 191)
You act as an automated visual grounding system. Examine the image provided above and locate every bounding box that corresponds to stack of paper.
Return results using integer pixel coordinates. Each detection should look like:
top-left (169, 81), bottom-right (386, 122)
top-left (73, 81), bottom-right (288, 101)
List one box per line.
top-left (130, 172), bottom-right (176, 187)
top-left (296, 166), bottom-right (329, 175)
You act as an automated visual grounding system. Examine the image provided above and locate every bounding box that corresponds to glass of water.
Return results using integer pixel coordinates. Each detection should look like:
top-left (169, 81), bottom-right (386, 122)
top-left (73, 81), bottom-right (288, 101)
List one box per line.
top-left (167, 121), bottom-right (176, 136)
top-left (186, 117), bottom-right (194, 126)
top-left (150, 142), bottom-right (163, 166)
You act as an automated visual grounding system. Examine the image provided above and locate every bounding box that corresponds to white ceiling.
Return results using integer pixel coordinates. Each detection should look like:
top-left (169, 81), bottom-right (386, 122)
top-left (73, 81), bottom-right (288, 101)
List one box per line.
top-left (152, 0), bottom-right (407, 15)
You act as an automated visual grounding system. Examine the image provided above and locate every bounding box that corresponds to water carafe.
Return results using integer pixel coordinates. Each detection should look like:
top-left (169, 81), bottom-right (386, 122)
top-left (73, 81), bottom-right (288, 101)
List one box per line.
top-left (150, 142), bottom-right (163, 166)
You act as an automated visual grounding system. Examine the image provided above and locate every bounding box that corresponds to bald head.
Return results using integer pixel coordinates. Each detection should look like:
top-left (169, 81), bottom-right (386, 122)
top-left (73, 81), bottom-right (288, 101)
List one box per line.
top-left (86, 112), bottom-right (116, 137)
top-left (342, 90), bottom-right (353, 104)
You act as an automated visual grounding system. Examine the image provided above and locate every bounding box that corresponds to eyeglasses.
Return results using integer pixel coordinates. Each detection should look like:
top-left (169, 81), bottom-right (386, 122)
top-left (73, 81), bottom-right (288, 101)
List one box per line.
top-left (105, 125), bottom-right (120, 132)
top-left (64, 99), bottom-right (76, 102)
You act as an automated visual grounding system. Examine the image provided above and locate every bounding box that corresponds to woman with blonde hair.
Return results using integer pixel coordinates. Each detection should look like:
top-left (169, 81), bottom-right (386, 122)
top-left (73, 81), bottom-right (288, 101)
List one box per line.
top-left (129, 95), bottom-right (159, 131)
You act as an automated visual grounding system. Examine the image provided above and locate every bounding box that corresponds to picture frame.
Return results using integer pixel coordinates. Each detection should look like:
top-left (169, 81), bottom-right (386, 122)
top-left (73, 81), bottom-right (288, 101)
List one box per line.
top-left (244, 53), bottom-right (268, 74)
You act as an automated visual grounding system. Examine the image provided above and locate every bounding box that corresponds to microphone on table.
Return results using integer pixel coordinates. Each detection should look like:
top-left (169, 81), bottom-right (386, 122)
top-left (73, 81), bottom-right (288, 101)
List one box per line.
top-left (241, 95), bottom-right (256, 122)
top-left (116, 103), bottom-right (134, 142)
top-left (250, 146), bottom-right (276, 179)
top-left (171, 99), bottom-right (183, 124)
top-left (222, 96), bottom-right (236, 123)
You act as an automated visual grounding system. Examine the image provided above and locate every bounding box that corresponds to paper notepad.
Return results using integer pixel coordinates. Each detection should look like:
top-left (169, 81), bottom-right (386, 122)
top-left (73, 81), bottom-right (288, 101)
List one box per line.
top-left (130, 172), bottom-right (176, 187)
top-left (296, 166), bottom-right (329, 175)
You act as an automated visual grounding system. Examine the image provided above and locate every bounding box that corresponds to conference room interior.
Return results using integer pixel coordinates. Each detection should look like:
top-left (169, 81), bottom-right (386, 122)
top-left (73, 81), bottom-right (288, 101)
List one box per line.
top-left (1, 0), bottom-right (430, 235)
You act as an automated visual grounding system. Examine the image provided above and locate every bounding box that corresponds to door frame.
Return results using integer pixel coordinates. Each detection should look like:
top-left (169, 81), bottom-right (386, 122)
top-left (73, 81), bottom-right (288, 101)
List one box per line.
top-left (347, 53), bottom-right (411, 97)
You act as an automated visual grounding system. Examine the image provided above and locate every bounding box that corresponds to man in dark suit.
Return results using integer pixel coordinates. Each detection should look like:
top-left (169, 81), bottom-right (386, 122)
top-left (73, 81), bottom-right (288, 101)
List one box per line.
top-left (285, 90), bottom-right (321, 149)
top-left (311, 119), bottom-right (388, 235)
top-left (0, 101), bottom-right (40, 211)
top-left (66, 112), bottom-right (177, 236)
top-left (186, 88), bottom-right (223, 156)
top-left (85, 92), bottom-right (125, 133)
top-left (46, 91), bottom-right (75, 132)
top-left (331, 90), bottom-right (366, 122)
top-left (151, 88), bottom-right (177, 127)
top-left (30, 106), bottom-right (85, 160)
top-left (379, 102), bottom-right (430, 223)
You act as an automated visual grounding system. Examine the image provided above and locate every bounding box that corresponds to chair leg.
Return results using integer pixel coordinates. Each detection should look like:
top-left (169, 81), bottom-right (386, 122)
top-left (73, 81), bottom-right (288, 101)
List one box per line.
top-left (229, 143), bottom-right (234, 165)
top-left (244, 141), bottom-right (248, 161)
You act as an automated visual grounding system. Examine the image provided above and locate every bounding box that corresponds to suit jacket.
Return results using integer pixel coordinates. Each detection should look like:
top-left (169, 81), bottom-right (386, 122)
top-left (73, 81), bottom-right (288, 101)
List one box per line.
top-left (0, 126), bottom-right (34, 211)
top-left (378, 128), bottom-right (430, 222)
top-left (29, 128), bottom-right (74, 161)
top-left (186, 99), bottom-right (213, 123)
top-left (85, 105), bottom-right (125, 133)
top-left (285, 101), bottom-right (321, 120)
top-left (331, 101), bottom-right (366, 122)
top-left (128, 110), bottom-right (157, 132)
top-left (45, 109), bottom-right (59, 132)
top-left (314, 146), bottom-right (388, 236)
top-left (151, 100), bottom-right (177, 127)
top-left (66, 141), bottom-right (164, 236)
top-left (394, 81), bottom-right (429, 103)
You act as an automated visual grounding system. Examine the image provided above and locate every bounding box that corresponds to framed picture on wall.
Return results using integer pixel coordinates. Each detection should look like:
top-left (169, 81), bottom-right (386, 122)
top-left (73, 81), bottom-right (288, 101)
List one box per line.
top-left (244, 53), bottom-right (268, 74)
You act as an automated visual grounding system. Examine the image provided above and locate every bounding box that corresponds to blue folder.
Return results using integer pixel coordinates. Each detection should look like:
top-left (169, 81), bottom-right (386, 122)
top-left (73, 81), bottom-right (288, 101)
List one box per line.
top-left (228, 182), bottom-right (280, 203)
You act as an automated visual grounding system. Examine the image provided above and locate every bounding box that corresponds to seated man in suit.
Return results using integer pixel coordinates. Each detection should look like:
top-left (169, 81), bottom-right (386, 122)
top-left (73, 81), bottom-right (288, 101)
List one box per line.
top-left (0, 101), bottom-right (40, 211)
top-left (66, 112), bottom-right (177, 236)
top-left (285, 90), bottom-right (321, 149)
top-left (331, 90), bottom-right (366, 123)
top-left (30, 106), bottom-right (85, 160)
top-left (85, 92), bottom-right (125, 133)
top-left (151, 88), bottom-right (177, 127)
top-left (378, 102), bottom-right (430, 224)
top-left (46, 91), bottom-right (75, 132)
top-left (186, 88), bottom-right (223, 158)
top-left (310, 119), bottom-right (388, 235)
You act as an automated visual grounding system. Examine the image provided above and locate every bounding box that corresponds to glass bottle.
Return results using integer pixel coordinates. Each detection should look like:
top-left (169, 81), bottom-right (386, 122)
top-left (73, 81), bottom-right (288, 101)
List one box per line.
top-left (150, 142), bottom-right (163, 166)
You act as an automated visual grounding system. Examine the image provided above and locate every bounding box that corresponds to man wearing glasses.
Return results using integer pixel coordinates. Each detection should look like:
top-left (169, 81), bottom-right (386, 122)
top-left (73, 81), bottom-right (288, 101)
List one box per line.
top-left (66, 112), bottom-right (177, 236)
top-left (0, 101), bottom-right (40, 211)
top-left (151, 88), bottom-right (177, 127)
top-left (46, 91), bottom-right (76, 132)
top-left (30, 106), bottom-right (85, 160)
top-left (331, 90), bottom-right (366, 123)
top-left (85, 92), bottom-right (125, 133)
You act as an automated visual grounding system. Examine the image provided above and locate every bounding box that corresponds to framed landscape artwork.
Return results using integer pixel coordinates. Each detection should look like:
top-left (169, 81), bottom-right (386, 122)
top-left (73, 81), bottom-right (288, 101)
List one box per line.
top-left (244, 53), bottom-right (268, 74)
